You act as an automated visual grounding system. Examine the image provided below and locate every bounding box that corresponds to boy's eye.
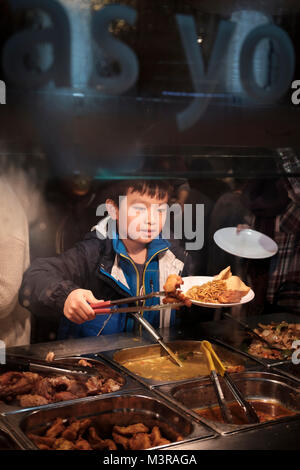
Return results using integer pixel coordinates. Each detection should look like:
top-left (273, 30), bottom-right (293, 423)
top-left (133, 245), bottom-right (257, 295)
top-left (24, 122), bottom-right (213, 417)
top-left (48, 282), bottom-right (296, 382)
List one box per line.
top-left (132, 205), bottom-right (146, 211)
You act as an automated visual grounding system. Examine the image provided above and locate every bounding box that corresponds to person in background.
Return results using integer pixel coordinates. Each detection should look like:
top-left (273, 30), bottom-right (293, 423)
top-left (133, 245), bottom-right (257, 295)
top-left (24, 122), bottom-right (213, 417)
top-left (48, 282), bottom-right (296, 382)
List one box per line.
top-left (240, 153), bottom-right (300, 315)
top-left (207, 177), bottom-right (252, 278)
top-left (0, 171), bottom-right (31, 346)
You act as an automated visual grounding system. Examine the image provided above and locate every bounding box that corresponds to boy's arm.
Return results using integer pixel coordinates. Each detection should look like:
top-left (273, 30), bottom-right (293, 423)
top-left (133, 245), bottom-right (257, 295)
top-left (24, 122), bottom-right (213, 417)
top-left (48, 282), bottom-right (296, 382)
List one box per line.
top-left (19, 240), bottom-right (101, 322)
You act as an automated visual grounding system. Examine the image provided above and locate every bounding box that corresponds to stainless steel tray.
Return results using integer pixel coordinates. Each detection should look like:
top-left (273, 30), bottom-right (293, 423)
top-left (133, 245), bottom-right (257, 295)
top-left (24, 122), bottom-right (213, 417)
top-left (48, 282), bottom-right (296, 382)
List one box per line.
top-left (155, 371), bottom-right (300, 435)
top-left (99, 340), bottom-right (258, 388)
top-left (0, 355), bottom-right (140, 413)
top-left (0, 424), bottom-right (20, 450)
top-left (206, 313), bottom-right (300, 369)
top-left (0, 390), bottom-right (216, 450)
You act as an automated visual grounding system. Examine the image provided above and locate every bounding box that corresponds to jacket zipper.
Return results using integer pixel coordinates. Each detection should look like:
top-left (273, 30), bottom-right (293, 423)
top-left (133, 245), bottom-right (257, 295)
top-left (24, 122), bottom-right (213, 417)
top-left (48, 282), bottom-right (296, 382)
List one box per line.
top-left (120, 247), bottom-right (168, 333)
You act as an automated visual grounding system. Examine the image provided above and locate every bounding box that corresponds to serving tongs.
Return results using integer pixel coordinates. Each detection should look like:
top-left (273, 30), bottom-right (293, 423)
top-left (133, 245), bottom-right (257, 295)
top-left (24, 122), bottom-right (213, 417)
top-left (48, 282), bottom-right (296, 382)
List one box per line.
top-left (200, 341), bottom-right (260, 425)
top-left (91, 292), bottom-right (184, 368)
top-left (2, 355), bottom-right (99, 379)
top-left (90, 291), bottom-right (183, 315)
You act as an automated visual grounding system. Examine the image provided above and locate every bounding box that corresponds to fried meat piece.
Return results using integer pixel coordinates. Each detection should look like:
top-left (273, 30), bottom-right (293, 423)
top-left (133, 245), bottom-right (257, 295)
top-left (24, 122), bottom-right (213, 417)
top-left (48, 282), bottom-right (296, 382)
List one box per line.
top-left (45, 352), bottom-right (55, 362)
top-left (34, 375), bottom-right (82, 403)
top-left (27, 433), bottom-right (55, 448)
top-left (162, 292), bottom-right (192, 308)
top-left (0, 371), bottom-right (36, 398)
top-left (163, 274), bottom-right (183, 293)
top-left (128, 432), bottom-right (152, 450)
top-left (53, 391), bottom-right (78, 402)
top-left (113, 423), bottom-right (149, 435)
top-left (162, 275), bottom-right (192, 307)
top-left (84, 376), bottom-right (103, 395)
top-left (217, 290), bottom-right (244, 304)
top-left (18, 394), bottom-right (49, 408)
top-left (46, 418), bottom-right (65, 438)
top-left (74, 438), bottom-right (92, 450)
top-left (150, 426), bottom-right (171, 447)
top-left (102, 439), bottom-right (118, 450)
top-left (112, 432), bottom-right (130, 450)
top-left (53, 438), bottom-right (76, 450)
top-left (78, 359), bottom-right (92, 368)
top-left (37, 443), bottom-right (52, 450)
top-left (61, 420), bottom-right (81, 441)
top-left (99, 378), bottom-right (121, 394)
top-left (33, 377), bottom-right (54, 402)
top-left (23, 372), bottom-right (40, 383)
top-left (88, 427), bottom-right (117, 450)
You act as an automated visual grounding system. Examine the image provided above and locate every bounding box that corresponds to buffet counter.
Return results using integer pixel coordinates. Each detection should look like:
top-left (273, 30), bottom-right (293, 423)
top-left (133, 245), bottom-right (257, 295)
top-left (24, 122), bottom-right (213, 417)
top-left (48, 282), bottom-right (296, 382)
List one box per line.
top-left (1, 322), bottom-right (300, 451)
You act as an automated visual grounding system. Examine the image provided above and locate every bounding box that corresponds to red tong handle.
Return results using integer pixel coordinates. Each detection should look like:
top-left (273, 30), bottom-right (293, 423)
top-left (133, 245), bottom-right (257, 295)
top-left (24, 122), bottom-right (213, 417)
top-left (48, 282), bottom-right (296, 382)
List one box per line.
top-left (90, 300), bottom-right (111, 309)
top-left (92, 308), bottom-right (112, 315)
top-left (89, 301), bottom-right (112, 315)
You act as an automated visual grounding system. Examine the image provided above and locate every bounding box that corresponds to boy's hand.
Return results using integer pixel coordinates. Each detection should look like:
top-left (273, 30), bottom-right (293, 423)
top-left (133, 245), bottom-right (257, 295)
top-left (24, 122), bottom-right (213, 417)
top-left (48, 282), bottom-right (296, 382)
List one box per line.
top-left (64, 289), bottom-right (103, 324)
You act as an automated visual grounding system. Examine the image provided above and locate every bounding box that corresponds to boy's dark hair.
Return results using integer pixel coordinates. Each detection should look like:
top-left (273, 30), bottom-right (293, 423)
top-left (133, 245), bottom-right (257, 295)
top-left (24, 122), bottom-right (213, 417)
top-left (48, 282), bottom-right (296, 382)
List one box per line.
top-left (103, 179), bottom-right (174, 205)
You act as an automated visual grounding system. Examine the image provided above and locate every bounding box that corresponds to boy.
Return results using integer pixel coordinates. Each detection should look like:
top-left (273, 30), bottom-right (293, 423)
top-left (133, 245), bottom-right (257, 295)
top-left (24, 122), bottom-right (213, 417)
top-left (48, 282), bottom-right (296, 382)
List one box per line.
top-left (19, 180), bottom-right (192, 338)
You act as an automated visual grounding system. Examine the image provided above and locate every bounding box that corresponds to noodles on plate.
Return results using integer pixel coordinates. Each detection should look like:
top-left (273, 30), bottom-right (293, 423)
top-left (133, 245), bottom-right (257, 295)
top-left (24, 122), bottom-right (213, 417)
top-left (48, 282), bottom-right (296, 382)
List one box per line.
top-left (186, 280), bottom-right (227, 303)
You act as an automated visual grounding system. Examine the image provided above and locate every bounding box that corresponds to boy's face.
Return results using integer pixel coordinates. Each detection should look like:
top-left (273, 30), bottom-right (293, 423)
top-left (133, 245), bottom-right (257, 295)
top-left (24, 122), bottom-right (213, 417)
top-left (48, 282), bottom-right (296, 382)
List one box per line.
top-left (107, 188), bottom-right (168, 244)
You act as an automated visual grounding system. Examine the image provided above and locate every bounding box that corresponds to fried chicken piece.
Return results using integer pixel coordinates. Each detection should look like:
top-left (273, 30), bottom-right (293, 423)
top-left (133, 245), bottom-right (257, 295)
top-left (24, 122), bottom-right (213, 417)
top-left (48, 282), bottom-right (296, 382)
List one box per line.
top-left (150, 426), bottom-right (171, 447)
top-left (61, 420), bottom-right (81, 441)
top-left (88, 427), bottom-right (117, 450)
top-left (0, 371), bottom-right (36, 398)
top-left (162, 292), bottom-right (192, 308)
top-left (34, 377), bottom-right (54, 402)
top-left (217, 290), bottom-right (244, 304)
top-left (18, 394), bottom-right (49, 408)
top-left (99, 378), bottom-right (121, 394)
top-left (164, 274), bottom-right (183, 293)
top-left (53, 438), bottom-right (76, 450)
top-left (45, 351), bottom-right (55, 362)
top-left (162, 274), bottom-right (192, 308)
top-left (84, 376), bottom-right (103, 395)
top-left (150, 426), bottom-right (162, 446)
top-left (112, 431), bottom-right (130, 450)
top-left (27, 433), bottom-right (55, 448)
top-left (113, 423), bottom-right (149, 435)
top-left (78, 359), bottom-right (92, 368)
top-left (128, 432), bottom-right (152, 450)
top-left (37, 443), bottom-right (52, 450)
top-left (34, 375), bottom-right (79, 403)
top-left (78, 418), bottom-right (92, 437)
top-left (53, 391), bottom-right (78, 402)
top-left (46, 418), bottom-right (65, 438)
top-left (74, 438), bottom-right (92, 450)
top-left (103, 439), bottom-right (118, 451)
top-left (23, 372), bottom-right (40, 384)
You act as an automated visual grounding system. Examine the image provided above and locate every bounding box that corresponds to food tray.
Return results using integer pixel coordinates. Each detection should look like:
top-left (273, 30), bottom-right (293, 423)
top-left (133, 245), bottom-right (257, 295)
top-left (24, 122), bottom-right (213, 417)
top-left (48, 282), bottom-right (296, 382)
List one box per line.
top-left (0, 356), bottom-right (140, 412)
top-left (99, 340), bottom-right (258, 388)
top-left (155, 370), bottom-right (300, 435)
top-left (205, 312), bottom-right (300, 368)
top-left (0, 390), bottom-right (216, 450)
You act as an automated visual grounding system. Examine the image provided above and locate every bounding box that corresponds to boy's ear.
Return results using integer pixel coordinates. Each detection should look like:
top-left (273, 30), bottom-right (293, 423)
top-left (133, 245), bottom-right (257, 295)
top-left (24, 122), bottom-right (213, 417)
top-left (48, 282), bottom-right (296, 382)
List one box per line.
top-left (106, 199), bottom-right (118, 220)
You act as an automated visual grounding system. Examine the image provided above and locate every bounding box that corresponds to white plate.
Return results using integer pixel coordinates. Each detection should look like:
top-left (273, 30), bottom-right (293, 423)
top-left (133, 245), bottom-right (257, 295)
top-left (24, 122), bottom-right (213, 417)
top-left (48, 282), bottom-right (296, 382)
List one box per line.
top-left (181, 276), bottom-right (255, 308)
top-left (213, 227), bottom-right (278, 259)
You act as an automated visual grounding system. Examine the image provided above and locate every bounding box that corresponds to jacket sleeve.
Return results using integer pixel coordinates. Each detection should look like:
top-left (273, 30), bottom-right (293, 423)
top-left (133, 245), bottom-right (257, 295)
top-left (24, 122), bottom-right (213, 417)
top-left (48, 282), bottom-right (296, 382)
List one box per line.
top-left (19, 239), bottom-right (98, 315)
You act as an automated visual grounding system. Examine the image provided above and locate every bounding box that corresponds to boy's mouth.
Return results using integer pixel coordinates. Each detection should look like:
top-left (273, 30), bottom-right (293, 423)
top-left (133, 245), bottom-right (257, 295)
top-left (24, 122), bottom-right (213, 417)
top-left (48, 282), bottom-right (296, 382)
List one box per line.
top-left (140, 229), bottom-right (157, 237)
